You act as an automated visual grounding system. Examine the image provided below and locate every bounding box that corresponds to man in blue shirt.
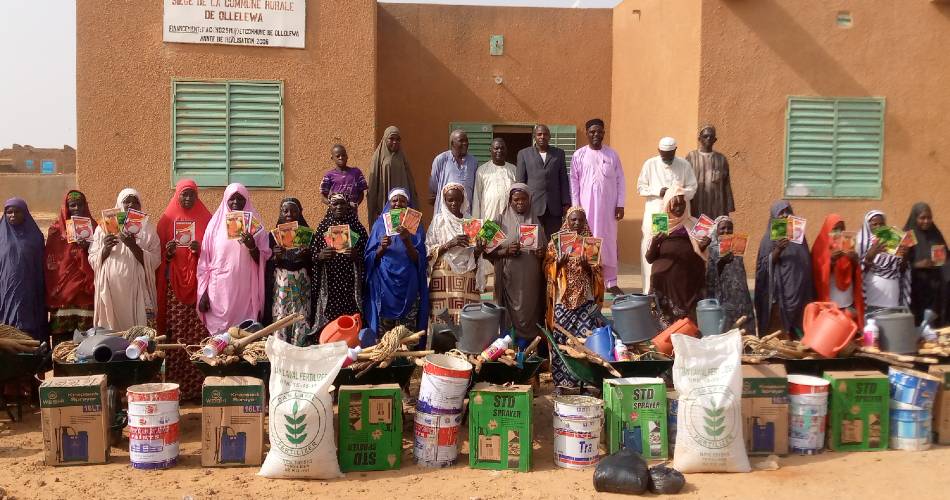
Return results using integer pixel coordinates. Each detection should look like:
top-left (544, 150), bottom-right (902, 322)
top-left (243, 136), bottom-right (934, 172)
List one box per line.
top-left (429, 129), bottom-right (478, 216)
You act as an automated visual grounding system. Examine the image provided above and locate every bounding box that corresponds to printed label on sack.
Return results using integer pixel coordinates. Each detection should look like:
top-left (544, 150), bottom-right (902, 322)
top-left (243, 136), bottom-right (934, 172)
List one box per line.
top-left (683, 385), bottom-right (740, 450)
top-left (269, 390), bottom-right (328, 458)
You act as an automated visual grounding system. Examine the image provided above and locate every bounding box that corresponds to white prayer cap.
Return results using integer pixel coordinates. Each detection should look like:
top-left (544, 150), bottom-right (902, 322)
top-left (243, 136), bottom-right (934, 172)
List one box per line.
top-left (658, 137), bottom-right (677, 151)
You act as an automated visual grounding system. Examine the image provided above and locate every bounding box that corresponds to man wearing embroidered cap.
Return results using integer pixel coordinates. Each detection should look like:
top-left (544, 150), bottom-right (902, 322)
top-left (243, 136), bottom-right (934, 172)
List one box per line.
top-left (570, 118), bottom-right (626, 294)
top-left (637, 136), bottom-right (698, 293)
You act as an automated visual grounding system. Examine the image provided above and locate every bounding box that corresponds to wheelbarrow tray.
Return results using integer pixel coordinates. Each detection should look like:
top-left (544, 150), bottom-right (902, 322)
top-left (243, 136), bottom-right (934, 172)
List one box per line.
top-left (475, 355), bottom-right (544, 385)
top-left (0, 351), bottom-right (50, 383)
top-left (53, 358), bottom-right (163, 387)
top-left (611, 359), bottom-right (673, 378)
top-left (541, 327), bottom-right (604, 388)
top-left (193, 359), bottom-right (271, 386)
top-left (334, 358), bottom-right (417, 389)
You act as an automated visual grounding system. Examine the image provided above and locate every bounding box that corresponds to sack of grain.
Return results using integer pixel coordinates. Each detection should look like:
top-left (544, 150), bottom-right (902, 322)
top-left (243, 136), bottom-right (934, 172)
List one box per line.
top-left (258, 337), bottom-right (347, 479)
top-left (671, 329), bottom-right (750, 473)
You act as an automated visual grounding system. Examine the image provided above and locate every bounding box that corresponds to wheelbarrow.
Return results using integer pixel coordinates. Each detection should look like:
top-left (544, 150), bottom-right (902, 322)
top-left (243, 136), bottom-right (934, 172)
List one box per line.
top-left (0, 347), bottom-right (51, 421)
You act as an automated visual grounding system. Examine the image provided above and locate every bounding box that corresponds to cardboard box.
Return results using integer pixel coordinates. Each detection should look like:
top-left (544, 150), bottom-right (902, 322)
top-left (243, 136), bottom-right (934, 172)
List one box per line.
top-left (201, 376), bottom-right (265, 467)
top-left (929, 365), bottom-right (950, 445)
top-left (823, 370), bottom-right (889, 451)
top-left (338, 384), bottom-right (403, 472)
top-left (741, 365), bottom-right (789, 455)
top-left (468, 383), bottom-right (532, 472)
top-left (603, 377), bottom-right (668, 460)
top-left (39, 375), bottom-right (110, 466)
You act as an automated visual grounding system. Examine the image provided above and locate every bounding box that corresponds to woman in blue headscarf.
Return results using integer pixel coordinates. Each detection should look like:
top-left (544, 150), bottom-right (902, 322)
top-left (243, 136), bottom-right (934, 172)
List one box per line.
top-left (363, 188), bottom-right (429, 336)
top-left (0, 198), bottom-right (48, 341)
top-left (754, 200), bottom-right (813, 337)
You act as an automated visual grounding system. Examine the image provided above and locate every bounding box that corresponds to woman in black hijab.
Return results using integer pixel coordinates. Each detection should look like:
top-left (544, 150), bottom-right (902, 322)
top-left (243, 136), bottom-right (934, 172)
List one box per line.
top-left (903, 202), bottom-right (946, 325)
top-left (754, 200), bottom-right (814, 337)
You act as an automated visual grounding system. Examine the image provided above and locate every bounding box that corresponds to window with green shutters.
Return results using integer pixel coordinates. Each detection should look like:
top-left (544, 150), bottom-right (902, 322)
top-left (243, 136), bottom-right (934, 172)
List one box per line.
top-left (172, 80), bottom-right (284, 188)
top-left (784, 97), bottom-right (884, 199)
top-left (549, 125), bottom-right (577, 173)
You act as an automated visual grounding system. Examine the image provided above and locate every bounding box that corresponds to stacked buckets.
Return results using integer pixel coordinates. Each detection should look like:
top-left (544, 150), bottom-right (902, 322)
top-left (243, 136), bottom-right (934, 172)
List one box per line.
top-left (888, 368), bottom-right (941, 451)
top-left (552, 395), bottom-right (604, 469)
top-left (414, 354), bottom-right (473, 467)
top-left (787, 375), bottom-right (830, 454)
top-left (127, 383), bottom-right (180, 469)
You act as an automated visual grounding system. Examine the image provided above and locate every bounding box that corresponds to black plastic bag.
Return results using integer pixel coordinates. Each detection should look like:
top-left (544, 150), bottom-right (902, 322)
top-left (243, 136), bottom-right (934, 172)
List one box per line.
top-left (649, 463), bottom-right (686, 494)
top-left (593, 449), bottom-right (650, 495)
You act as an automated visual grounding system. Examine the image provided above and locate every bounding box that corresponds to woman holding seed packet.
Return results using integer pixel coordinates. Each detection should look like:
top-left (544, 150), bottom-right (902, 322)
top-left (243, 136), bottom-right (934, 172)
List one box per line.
top-left (263, 197), bottom-right (313, 346)
top-left (754, 200), bottom-right (813, 337)
top-left (705, 215), bottom-right (755, 334)
top-left (197, 183), bottom-right (272, 334)
top-left (44, 190), bottom-right (97, 344)
top-left (88, 188), bottom-right (161, 331)
top-left (811, 214), bottom-right (864, 328)
top-left (426, 183), bottom-right (482, 326)
top-left (363, 188), bottom-right (429, 337)
top-left (310, 193), bottom-right (369, 335)
top-left (903, 203), bottom-right (944, 323)
top-left (544, 206), bottom-right (605, 390)
top-left (856, 209), bottom-right (910, 312)
top-left (645, 186), bottom-right (709, 327)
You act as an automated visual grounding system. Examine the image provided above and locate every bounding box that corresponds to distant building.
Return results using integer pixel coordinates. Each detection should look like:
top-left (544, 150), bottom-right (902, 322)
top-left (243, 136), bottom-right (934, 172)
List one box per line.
top-left (0, 144), bottom-right (76, 174)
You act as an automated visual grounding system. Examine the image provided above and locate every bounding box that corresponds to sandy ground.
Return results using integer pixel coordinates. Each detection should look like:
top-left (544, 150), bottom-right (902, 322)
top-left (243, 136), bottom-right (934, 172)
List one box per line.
top-left (2, 373), bottom-right (950, 500)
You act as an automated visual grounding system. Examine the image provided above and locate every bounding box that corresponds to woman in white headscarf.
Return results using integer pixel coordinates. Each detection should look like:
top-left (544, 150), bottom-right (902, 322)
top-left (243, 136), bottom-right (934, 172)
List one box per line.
top-left (857, 209), bottom-right (911, 311)
top-left (88, 188), bottom-right (161, 330)
top-left (426, 183), bottom-right (483, 325)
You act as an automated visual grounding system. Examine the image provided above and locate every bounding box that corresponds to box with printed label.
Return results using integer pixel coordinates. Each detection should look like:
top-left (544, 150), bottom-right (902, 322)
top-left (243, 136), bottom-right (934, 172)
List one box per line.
top-left (338, 384), bottom-right (403, 472)
top-left (603, 377), bottom-right (668, 460)
top-left (468, 383), bottom-right (532, 472)
top-left (39, 374), bottom-right (110, 466)
top-left (741, 364), bottom-right (789, 455)
top-left (823, 370), bottom-right (889, 451)
top-left (929, 365), bottom-right (950, 445)
top-left (201, 376), bottom-right (265, 467)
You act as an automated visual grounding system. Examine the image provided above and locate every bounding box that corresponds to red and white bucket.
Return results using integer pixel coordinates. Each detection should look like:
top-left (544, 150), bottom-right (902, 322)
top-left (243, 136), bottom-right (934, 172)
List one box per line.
top-left (413, 411), bottom-right (464, 467)
top-left (787, 375), bottom-right (830, 455)
top-left (127, 383), bottom-right (180, 469)
top-left (416, 354), bottom-right (472, 415)
top-left (553, 395), bottom-right (604, 469)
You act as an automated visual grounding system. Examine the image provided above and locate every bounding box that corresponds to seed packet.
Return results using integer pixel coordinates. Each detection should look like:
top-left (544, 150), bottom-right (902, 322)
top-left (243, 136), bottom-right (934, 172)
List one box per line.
top-left (293, 226), bottom-right (314, 248)
top-left (65, 219), bottom-right (77, 243)
top-left (349, 228), bottom-right (360, 248)
top-left (248, 214), bottom-right (263, 236)
top-left (830, 230), bottom-right (857, 253)
top-left (462, 218), bottom-right (483, 246)
top-left (651, 213), bottom-right (669, 235)
top-left (899, 230), bottom-right (917, 249)
top-left (932, 245), bottom-right (947, 267)
top-left (174, 220), bottom-right (196, 247)
top-left (519, 224), bottom-right (539, 250)
top-left (690, 214), bottom-right (715, 240)
top-left (769, 218), bottom-right (788, 240)
top-left (275, 221), bottom-right (298, 248)
top-left (731, 233), bottom-right (749, 256)
top-left (125, 209), bottom-right (148, 235)
top-left (401, 208), bottom-right (422, 235)
top-left (485, 229), bottom-right (507, 253)
top-left (327, 224), bottom-right (351, 252)
top-left (477, 220), bottom-right (502, 243)
top-left (226, 211), bottom-right (246, 239)
top-left (101, 208), bottom-right (123, 235)
top-left (583, 236), bottom-right (602, 266)
top-left (718, 234), bottom-right (733, 254)
top-left (872, 226), bottom-right (902, 255)
top-left (787, 215), bottom-right (806, 245)
top-left (384, 208), bottom-right (406, 236)
top-left (558, 231), bottom-right (580, 258)
top-left (71, 216), bottom-right (94, 242)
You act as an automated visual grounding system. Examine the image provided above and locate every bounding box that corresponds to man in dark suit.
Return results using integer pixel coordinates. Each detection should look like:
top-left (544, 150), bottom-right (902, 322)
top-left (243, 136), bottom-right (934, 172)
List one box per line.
top-left (516, 124), bottom-right (571, 237)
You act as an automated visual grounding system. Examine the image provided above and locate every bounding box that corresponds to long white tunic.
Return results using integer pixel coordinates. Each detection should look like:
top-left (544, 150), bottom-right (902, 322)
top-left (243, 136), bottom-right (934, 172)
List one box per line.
top-left (472, 161), bottom-right (517, 221)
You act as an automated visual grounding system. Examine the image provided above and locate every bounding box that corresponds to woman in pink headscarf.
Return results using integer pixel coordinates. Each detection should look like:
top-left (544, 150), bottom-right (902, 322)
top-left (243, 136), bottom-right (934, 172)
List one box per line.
top-left (197, 183), bottom-right (272, 334)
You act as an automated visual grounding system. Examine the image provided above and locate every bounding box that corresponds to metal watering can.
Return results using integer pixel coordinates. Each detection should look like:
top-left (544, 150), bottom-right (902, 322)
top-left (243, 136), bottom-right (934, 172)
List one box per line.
top-left (458, 302), bottom-right (506, 354)
top-left (696, 298), bottom-right (727, 337)
top-left (610, 294), bottom-right (660, 344)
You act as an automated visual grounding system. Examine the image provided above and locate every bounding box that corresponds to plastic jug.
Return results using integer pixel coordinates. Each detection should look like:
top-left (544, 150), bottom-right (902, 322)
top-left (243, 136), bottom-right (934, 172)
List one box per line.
top-left (75, 334), bottom-right (130, 362)
top-left (584, 326), bottom-right (616, 361)
top-left (458, 302), bottom-right (505, 354)
top-left (866, 307), bottom-right (917, 354)
top-left (319, 313), bottom-right (362, 347)
top-left (696, 298), bottom-right (727, 337)
top-left (802, 302), bottom-right (858, 358)
top-left (651, 318), bottom-right (699, 355)
top-left (610, 294), bottom-right (660, 343)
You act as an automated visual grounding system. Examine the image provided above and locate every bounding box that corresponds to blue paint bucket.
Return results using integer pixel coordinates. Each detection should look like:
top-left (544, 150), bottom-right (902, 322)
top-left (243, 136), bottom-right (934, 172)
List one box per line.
top-left (888, 368), bottom-right (941, 409)
top-left (889, 400), bottom-right (932, 450)
top-left (584, 326), bottom-right (615, 361)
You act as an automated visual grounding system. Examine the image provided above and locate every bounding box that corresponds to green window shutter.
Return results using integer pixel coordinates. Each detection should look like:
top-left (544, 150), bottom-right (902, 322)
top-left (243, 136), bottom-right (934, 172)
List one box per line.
top-left (172, 80), bottom-right (284, 188)
top-left (449, 122), bottom-right (493, 165)
top-left (549, 124), bottom-right (577, 173)
top-left (784, 97), bottom-right (883, 199)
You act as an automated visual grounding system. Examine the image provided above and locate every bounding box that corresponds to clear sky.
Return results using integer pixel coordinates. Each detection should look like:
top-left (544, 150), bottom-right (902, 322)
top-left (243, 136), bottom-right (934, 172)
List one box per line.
top-left (0, 0), bottom-right (619, 149)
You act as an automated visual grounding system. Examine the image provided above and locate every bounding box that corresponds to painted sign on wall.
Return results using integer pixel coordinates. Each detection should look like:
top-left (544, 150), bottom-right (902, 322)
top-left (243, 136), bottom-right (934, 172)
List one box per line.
top-left (163, 0), bottom-right (306, 49)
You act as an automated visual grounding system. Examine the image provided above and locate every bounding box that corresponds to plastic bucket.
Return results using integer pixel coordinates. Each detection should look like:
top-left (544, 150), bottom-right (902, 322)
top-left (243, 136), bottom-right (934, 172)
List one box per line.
top-left (416, 354), bottom-right (472, 415)
top-left (584, 327), bottom-right (615, 361)
top-left (888, 368), bottom-right (941, 409)
top-left (788, 375), bottom-right (829, 455)
top-left (788, 375), bottom-right (830, 395)
top-left (553, 395), bottom-right (604, 469)
top-left (127, 383), bottom-right (180, 469)
top-left (413, 411), bottom-right (464, 467)
top-left (889, 401), bottom-right (932, 442)
top-left (890, 436), bottom-right (932, 451)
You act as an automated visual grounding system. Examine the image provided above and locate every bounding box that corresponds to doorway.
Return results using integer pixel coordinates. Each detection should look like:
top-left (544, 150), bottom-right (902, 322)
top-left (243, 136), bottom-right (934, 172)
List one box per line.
top-left (492, 125), bottom-right (533, 165)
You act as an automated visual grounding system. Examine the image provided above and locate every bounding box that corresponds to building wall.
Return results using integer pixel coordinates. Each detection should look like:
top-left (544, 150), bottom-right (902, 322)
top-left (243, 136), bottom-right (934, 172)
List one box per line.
top-left (0, 145), bottom-right (76, 174)
top-left (76, 0), bottom-right (377, 222)
top-left (610, 0), bottom-right (702, 265)
top-left (377, 3), bottom-right (613, 220)
top-left (699, 0), bottom-right (950, 270)
top-left (0, 174), bottom-right (77, 214)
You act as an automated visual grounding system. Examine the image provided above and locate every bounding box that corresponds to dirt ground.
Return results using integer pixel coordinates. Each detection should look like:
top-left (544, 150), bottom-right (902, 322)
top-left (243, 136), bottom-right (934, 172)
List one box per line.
top-left (2, 373), bottom-right (950, 500)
